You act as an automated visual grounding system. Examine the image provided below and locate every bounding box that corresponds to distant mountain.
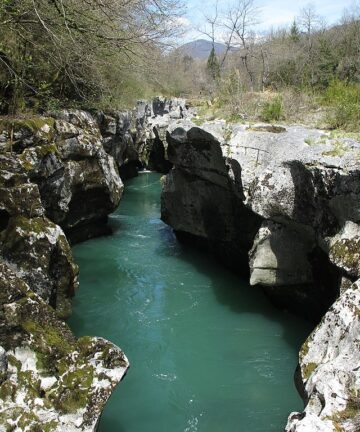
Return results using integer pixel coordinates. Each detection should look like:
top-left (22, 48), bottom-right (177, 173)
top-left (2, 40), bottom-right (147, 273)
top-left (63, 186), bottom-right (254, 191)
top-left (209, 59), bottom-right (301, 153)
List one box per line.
top-left (179, 39), bottom-right (229, 60)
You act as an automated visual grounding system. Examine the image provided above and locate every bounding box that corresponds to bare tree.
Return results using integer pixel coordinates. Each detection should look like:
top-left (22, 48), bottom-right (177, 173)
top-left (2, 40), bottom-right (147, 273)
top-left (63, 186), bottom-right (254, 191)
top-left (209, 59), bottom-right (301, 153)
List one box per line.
top-left (222, 0), bottom-right (260, 90)
top-left (298, 3), bottom-right (323, 83)
top-left (198, 0), bottom-right (220, 50)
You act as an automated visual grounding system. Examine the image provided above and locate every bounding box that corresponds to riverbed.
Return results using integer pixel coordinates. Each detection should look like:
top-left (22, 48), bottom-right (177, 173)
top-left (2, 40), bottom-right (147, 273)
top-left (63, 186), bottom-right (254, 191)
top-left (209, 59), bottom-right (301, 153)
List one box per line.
top-left (68, 172), bottom-right (312, 432)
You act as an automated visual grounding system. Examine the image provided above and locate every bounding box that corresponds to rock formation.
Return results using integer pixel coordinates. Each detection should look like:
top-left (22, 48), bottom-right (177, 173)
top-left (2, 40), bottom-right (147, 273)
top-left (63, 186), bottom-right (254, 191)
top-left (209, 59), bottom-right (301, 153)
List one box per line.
top-left (97, 97), bottom-right (188, 179)
top-left (0, 97), bottom-right (189, 431)
top-left (0, 115), bottom-right (129, 431)
top-left (161, 123), bottom-right (261, 271)
top-left (161, 119), bottom-right (360, 431)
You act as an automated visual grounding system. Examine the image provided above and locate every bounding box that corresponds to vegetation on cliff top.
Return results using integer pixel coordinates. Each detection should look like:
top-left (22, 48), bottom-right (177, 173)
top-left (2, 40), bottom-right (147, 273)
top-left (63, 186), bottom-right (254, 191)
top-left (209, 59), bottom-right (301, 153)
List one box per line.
top-left (0, 0), bottom-right (183, 114)
top-left (1, 0), bottom-right (360, 133)
top-left (164, 1), bottom-right (360, 131)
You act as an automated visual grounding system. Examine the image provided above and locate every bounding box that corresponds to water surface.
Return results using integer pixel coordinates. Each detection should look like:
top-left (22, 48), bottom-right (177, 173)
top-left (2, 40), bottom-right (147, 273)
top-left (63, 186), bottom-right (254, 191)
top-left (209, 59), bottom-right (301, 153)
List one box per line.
top-left (68, 172), bottom-right (312, 432)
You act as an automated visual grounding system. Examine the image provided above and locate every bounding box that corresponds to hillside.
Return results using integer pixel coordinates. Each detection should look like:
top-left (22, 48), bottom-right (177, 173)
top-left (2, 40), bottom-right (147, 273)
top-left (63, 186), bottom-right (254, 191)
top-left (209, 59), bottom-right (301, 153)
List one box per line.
top-left (179, 39), bottom-right (228, 60)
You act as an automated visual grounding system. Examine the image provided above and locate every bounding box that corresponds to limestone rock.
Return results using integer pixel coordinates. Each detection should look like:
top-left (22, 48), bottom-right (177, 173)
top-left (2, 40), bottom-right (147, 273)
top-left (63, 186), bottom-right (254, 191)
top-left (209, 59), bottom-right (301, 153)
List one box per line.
top-left (0, 154), bottom-right (78, 319)
top-left (286, 279), bottom-right (360, 432)
top-left (0, 111), bottom-right (130, 430)
top-left (5, 111), bottom-right (125, 243)
top-left (0, 263), bottom-right (129, 432)
top-left (1, 215), bottom-right (78, 318)
top-left (249, 220), bottom-right (314, 287)
top-left (161, 125), bottom-right (261, 272)
top-left (327, 221), bottom-right (360, 279)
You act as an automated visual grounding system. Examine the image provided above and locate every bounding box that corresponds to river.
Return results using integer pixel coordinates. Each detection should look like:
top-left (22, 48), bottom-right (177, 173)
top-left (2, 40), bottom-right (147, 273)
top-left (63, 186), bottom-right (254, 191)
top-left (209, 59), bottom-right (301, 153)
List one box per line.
top-left (68, 172), bottom-right (312, 432)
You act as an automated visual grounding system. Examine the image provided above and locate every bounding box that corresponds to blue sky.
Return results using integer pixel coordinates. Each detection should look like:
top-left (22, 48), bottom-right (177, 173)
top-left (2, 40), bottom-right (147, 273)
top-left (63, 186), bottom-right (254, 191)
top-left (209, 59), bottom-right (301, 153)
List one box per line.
top-left (180, 0), bottom-right (356, 42)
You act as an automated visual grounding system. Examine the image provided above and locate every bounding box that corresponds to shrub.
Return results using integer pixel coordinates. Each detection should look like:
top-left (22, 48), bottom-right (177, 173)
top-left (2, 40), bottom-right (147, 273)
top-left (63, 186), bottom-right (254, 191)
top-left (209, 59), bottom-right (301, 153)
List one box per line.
top-left (260, 96), bottom-right (283, 122)
top-left (324, 79), bottom-right (360, 130)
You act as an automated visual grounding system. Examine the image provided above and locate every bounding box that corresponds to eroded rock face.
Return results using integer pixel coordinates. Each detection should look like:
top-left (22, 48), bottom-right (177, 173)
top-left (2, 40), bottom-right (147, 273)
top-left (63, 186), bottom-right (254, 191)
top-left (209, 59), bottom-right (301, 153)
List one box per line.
top-left (160, 119), bottom-right (360, 430)
top-left (161, 124), bottom-right (261, 272)
top-left (286, 279), bottom-right (360, 432)
top-left (0, 114), bottom-right (129, 430)
top-left (0, 153), bottom-right (78, 319)
top-left (0, 113), bottom-right (124, 243)
top-left (249, 220), bottom-right (314, 287)
top-left (97, 97), bottom-right (190, 178)
top-left (0, 263), bottom-right (128, 432)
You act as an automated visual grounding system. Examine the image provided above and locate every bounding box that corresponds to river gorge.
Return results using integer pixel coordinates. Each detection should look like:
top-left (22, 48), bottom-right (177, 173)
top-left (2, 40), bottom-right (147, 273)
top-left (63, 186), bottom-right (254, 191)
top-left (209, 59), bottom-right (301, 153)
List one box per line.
top-left (0, 101), bottom-right (359, 432)
top-left (69, 172), bottom-right (312, 432)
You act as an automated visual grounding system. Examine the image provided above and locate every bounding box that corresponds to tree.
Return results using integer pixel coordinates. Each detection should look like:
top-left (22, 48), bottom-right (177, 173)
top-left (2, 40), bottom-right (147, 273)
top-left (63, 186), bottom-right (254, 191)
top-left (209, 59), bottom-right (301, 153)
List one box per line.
top-left (207, 47), bottom-right (220, 80)
top-left (296, 4), bottom-right (324, 85)
top-left (290, 20), bottom-right (300, 42)
top-left (0, 0), bottom-right (183, 113)
top-left (223, 0), bottom-right (260, 91)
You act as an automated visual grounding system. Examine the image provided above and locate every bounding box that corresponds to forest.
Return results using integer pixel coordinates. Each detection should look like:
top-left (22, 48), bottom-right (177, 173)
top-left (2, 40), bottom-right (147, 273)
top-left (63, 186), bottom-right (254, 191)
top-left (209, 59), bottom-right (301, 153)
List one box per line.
top-left (1, 0), bottom-right (360, 131)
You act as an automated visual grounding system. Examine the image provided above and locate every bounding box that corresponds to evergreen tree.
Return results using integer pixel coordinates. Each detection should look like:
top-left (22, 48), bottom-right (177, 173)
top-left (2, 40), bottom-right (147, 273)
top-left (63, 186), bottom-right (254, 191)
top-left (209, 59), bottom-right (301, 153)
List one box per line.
top-left (290, 20), bottom-right (300, 42)
top-left (207, 47), bottom-right (220, 80)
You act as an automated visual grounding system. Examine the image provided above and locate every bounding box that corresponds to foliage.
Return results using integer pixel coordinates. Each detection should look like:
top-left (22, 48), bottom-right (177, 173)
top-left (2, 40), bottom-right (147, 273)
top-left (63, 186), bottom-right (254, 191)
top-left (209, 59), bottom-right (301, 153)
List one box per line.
top-left (0, 0), bottom-right (182, 114)
top-left (207, 47), bottom-right (220, 80)
top-left (260, 96), bottom-right (283, 122)
top-left (323, 79), bottom-right (360, 130)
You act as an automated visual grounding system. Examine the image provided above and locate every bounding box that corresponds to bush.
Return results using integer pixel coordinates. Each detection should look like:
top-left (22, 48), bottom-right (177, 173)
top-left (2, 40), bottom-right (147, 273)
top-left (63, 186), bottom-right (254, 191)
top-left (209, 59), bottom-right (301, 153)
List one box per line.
top-left (324, 79), bottom-right (360, 130)
top-left (260, 96), bottom-right (283, 122)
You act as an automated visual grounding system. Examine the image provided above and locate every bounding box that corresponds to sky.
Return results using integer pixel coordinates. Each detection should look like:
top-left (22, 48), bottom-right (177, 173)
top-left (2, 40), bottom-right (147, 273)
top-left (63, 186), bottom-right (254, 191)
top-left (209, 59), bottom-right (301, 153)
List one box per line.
top-left (180, 0), bottom-right (357, 42)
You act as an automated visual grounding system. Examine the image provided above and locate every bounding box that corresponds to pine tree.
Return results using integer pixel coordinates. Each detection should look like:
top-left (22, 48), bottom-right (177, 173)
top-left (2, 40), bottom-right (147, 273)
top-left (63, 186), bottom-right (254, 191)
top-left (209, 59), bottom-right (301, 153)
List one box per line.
top-left (207, 47), bottom-right (220, 80)
top-left (290, 20), bottom-right (300, 42)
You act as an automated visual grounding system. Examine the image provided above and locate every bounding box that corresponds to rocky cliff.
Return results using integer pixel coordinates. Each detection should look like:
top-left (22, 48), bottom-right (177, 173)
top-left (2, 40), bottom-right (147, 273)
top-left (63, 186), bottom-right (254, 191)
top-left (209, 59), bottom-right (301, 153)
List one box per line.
top-left (0, 97), bottom-right (188, 431)
top-left (0, 118), bottom-right (129, 430)
top-left (161, 119), bottom-right (360, 432)
top-left (97, 97), bottom-right (188, 180)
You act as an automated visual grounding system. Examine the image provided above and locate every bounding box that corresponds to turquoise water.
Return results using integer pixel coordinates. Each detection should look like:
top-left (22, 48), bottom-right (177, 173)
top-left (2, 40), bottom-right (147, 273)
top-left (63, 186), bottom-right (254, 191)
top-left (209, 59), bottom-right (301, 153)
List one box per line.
top-left (68, 172), bottom-right (312, 432)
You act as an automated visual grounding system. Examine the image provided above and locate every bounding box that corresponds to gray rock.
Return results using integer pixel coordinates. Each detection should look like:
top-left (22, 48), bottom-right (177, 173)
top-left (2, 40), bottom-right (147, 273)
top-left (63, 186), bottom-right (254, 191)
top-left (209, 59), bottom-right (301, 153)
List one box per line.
top-left (249, 220), bottom-right (314, 287)
top-left (160, 118), bottom-right (360, 430)
top-left (161, 125), bottom-right (262, 272)
top-left (0, 346), bottom-right (7, 376)
top-left (286, 279), bottom-right (360, 432)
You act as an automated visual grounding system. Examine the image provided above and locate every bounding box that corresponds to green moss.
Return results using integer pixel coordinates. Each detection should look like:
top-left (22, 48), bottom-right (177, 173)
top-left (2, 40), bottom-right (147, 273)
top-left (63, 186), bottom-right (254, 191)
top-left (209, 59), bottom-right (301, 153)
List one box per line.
top-left (52, 364), bottom-right (94, 414)
top-left (43, 420), bottom-right (59, 432)
top-left (0, 407), bottom-right (23, 431)
top-left (0, 380), bottom-right (17, 401)
top-left (22, 319), bottom-right (74, 356)
top-left (299, 338), bottom-right (311, 363)
top-left (62, 366), bottom-right (94, 389)
top-left (7, 354), bottom-right (21, 371)
top-left (35, 351), bottom-right (56, 376)
top-left (34, 143), bottom-right (59, 158)
top-left (17, 411), bottom-right (41, 431)
top-left (302, 362), bottom-right (318, 380)
top-left (55, 388), bottom-right (89, 413)
top-left (77, 336), bottom-right (94, 355)
top-left (0, 117), bottom-right (55, 141)
top-left (9, 216), bottom-right (49, 236)
top-left (330, 238), bottom-right (360, 272)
